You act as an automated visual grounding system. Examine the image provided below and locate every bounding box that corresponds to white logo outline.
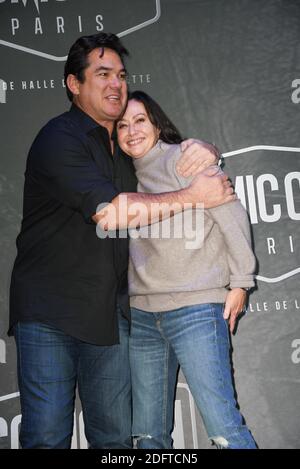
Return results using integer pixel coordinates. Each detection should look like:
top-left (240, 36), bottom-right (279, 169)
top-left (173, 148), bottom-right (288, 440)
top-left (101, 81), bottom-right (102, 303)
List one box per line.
top-left (0, 392), bottom-right (20, 402)
top-left (223, 145), bottom-right (300, 284)
top-left (0, 0), bottom-right (161, 61)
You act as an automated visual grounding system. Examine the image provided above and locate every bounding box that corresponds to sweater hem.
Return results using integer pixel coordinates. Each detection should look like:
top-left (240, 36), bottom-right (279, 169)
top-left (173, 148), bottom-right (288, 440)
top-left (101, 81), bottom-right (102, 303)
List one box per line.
top-left (130, 288), bottom-right (228, 313)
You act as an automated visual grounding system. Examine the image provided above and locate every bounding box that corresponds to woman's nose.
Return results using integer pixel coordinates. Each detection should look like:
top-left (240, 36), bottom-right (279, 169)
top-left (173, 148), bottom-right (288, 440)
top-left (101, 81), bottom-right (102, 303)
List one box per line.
top-left (128, 123), bottom-right (137, 135)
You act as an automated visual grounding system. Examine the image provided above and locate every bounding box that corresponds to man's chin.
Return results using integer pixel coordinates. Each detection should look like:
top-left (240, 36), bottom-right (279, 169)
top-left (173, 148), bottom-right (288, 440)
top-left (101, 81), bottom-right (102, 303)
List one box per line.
top-left (107, 105), bottom-right (125, 119)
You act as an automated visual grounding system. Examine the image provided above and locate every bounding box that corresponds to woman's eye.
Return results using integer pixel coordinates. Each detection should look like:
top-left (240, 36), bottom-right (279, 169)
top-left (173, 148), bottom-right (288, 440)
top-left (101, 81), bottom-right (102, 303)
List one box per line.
top-left (136, 118), bottom-right (145, 124)
top-left (117, 123), bottom-right (127, 129)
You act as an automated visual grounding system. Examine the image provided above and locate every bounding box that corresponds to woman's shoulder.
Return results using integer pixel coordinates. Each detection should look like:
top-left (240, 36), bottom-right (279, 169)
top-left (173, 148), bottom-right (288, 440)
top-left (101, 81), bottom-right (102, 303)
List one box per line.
top-left (159, 140), bottom-right (181, 156)
top-left (158, 141), bottom-right (194, 189)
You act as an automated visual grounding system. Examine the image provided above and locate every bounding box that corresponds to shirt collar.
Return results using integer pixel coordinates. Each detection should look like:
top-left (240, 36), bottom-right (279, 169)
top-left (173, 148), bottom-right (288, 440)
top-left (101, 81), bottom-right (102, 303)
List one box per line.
top-left (68, 103), bottom-right (109, 136)
top-left (68, 103), bottom-right (122, 156)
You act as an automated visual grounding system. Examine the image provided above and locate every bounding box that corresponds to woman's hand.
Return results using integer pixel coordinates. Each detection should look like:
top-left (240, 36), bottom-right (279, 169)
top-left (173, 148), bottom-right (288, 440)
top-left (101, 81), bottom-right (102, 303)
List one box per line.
top-left (223, 288), bottom-right (247, 333)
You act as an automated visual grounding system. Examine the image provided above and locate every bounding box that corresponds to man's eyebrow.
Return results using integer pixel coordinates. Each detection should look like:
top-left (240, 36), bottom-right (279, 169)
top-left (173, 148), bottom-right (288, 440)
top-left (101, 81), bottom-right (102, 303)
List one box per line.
top-left (94, 65), bottom-right (127, 74)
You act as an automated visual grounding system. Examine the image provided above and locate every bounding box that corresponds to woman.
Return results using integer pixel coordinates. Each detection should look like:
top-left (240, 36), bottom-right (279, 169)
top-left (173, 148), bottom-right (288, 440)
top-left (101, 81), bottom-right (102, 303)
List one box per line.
top-left (117, 90), bottom-right (257, 449)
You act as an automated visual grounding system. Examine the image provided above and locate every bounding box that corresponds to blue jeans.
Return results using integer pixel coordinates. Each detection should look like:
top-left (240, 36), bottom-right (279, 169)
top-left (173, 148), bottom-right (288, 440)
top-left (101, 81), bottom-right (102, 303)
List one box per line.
top-left (14, 310), bottom-right (132, 449)
top-left (130, 303), bottom-right (257, 449)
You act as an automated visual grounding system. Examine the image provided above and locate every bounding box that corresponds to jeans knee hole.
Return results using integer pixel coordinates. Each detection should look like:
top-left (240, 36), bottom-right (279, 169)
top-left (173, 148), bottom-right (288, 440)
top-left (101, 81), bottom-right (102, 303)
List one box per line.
top-left (133, 434), bottom-right (152, 448)
top-left (210, 436), bottom-right (229, 449)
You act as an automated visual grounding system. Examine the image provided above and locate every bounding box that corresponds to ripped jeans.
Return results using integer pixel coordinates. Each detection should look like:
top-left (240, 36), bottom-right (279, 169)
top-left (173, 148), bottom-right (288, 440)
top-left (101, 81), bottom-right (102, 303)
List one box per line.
top-left (129, 304), bottom-right (257, 449)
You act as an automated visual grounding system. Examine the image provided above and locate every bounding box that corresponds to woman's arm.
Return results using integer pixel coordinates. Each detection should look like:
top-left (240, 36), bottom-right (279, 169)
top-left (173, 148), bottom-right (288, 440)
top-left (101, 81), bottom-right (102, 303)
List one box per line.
top-left (208, 199), bottom-right (256, 333)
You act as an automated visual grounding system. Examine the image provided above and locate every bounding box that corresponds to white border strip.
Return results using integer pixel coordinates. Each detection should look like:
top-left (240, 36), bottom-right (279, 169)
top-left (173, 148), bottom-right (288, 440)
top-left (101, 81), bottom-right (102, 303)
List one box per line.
top-left (0, 0), bottom-right (161, 61)
top-left (223, 145), bottom-right (300, 157)
top-left (118, 0), bottom-right (161, 37)
top-left (256, 268), bottom-right (300, 284)
top-left (0, 392), bottom-right (20, 402)
top-left (177, 382), bottom-right (198, 449)
top-left (0, 40), bottom-right (65, 61)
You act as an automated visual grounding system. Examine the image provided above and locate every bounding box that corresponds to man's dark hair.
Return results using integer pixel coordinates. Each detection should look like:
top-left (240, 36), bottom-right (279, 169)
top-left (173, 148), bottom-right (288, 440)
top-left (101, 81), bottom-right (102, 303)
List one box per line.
top-left (64, 32), bottom-right (129, 102)
top-left (126, 90), bottom-right (183, 144)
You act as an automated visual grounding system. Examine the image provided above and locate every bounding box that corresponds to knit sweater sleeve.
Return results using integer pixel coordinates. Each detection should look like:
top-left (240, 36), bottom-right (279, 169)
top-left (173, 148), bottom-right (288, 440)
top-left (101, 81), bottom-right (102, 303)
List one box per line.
top-left (208, 201), bottom-right (257, 289)
top-left (173, 154), bottom-right (256, 288)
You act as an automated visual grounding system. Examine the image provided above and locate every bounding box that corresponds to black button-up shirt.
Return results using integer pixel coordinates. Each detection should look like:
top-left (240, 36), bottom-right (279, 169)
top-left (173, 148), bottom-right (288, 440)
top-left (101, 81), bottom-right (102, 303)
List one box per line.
top-left (9, 104), bottom-right (137, 345)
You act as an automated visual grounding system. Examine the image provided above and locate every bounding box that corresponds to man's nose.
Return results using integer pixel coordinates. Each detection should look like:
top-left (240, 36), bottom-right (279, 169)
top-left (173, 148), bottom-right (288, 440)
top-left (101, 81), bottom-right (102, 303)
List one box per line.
top-left (109, 75), bottom-right (122, 88)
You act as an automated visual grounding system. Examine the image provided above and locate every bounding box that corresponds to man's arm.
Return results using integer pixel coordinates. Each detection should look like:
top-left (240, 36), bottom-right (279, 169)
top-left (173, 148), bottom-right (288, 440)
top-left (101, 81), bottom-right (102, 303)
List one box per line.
top-left (92, 169), bottom-right (235, 230)
top-left (29, 125), bottom-right (121, 222)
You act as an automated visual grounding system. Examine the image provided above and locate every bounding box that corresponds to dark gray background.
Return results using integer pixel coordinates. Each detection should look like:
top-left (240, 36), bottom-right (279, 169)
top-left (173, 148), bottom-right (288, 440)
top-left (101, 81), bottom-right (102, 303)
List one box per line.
top-left (0, 0), bottom-right (299, 449)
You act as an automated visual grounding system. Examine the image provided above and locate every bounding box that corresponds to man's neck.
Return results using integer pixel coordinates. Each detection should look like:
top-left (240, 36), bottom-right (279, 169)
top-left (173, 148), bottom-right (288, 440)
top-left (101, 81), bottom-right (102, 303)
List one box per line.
top-left (73, 101), bottom-right (114, 137)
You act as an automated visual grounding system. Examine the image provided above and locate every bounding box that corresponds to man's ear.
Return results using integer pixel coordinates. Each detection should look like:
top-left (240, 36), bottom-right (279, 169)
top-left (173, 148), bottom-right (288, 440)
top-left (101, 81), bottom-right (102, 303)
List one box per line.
top-left (66, 74), bottom-right (80, 97)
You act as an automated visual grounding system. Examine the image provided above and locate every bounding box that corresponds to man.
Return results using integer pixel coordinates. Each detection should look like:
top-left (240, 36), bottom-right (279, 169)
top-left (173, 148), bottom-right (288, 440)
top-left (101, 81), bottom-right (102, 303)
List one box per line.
top-left (9, 32), bottom-right (235, 449)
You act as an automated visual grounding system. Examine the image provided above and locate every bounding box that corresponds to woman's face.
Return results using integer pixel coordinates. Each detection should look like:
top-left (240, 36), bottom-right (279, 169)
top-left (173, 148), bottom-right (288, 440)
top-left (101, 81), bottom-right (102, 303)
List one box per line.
top-left (117, 99), bottom-right (160, 158)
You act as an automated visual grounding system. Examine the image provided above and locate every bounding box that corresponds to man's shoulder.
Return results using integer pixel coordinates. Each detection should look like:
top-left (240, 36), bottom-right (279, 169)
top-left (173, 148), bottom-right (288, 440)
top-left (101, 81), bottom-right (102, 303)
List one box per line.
top-left (27, 110), bottom-right (89, 168)
top-left (32, 109), bottom-right (87, 150)
top-left (42, 109), bottom-right (82, 135)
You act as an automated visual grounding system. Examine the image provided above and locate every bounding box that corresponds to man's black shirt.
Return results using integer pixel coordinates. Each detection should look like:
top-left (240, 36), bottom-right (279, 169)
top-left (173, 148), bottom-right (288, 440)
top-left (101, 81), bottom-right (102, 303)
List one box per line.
top-left (9, 104), bottom-right (137, 345)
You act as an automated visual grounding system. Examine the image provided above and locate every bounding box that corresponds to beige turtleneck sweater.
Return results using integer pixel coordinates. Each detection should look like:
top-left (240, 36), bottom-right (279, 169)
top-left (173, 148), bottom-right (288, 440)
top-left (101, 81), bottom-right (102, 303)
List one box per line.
top-left (129, 140), bottom-right (256, 312)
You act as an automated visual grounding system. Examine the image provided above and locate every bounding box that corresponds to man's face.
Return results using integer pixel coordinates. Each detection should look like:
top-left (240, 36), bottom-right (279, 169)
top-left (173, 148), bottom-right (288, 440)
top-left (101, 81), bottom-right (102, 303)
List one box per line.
top-left (72, 48), bottom-right (128, 130)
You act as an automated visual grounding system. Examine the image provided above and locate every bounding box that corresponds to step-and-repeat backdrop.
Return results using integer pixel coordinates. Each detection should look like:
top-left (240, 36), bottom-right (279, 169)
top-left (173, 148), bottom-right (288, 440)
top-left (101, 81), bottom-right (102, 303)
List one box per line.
top-left (0, 0), bottom-right (299, 449)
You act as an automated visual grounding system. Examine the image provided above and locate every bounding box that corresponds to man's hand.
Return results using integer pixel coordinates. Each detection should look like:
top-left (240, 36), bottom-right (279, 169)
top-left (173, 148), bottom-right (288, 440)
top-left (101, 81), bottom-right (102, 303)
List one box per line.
top-left (177, 138), bottom-right (221, 177)
top-left (184, 165), bottom-right (236, 208)
top-left (223, 288), bottom-right (247, 333)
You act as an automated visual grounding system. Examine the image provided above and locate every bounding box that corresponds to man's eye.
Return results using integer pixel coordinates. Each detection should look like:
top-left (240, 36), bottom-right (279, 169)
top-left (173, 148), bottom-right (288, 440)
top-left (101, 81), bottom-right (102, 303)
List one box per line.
top-left (120, 73), bottom-right (127, 81)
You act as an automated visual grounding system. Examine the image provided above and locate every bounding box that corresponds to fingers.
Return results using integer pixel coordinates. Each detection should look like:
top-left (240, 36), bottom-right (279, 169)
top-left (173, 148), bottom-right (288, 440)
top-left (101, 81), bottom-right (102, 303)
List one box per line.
top-left (229, 316), bottom-right (236, 333)
top-left (177, 148), bottom-right (205, 176)
top-left (223, 288), bottom-right (247, 333)
top-left (177, 141), bottom-right (219, 177)
top-left (178, 163), bottom-right (204, 178)
top-left (180, 138), bottom-right (198, 152)
top-left (203, 165), bottom-right (221, 176)
top-left (224, 309), bottom-right (238, 333)
top-left (221, 177), bottom-right (236, 197)
top-left (222, 193), bottom-right (238, 205)
top-left (223, 303), bottom-right (231, 320)
top-left (224, 306), bottom-right (237, 332)
top-left (224, 185), bottom-right (235, 196)
top-left (224, 307), bottom-right (244, 333)
top-left (220, 173), bottom-right (229, 182)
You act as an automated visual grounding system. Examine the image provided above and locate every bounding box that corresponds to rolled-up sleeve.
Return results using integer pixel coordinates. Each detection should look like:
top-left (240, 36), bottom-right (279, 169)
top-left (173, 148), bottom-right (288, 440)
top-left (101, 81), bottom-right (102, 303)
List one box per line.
top-left (28, 124), bottom-right (120, 222)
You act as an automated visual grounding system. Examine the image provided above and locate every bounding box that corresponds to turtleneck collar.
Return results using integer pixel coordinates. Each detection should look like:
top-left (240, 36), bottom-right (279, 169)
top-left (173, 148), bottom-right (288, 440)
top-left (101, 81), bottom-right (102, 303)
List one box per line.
top-left (131, 140), bottom-right (172, 171)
